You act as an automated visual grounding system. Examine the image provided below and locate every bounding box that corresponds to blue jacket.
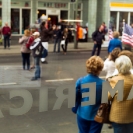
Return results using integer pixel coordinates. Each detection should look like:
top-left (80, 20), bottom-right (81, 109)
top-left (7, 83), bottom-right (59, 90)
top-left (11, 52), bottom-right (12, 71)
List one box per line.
top-left (108, 38), bottom-right (122, 53)
top-left (76, 74), bottom-right (104, 121)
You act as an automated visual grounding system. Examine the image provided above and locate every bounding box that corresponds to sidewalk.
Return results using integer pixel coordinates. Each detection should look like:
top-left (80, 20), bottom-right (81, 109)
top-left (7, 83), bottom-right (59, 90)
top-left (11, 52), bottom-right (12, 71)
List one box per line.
top-left (0, 42), bottom-right (108, 56)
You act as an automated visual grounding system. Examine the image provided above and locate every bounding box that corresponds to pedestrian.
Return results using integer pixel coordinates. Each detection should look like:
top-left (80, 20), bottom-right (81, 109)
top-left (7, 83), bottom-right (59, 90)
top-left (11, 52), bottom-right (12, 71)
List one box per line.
top-left (61, 28), bottom-right (69, 55)
top-left (53, 25), bottom-right (62, 53)
top-left (75, 56), bottom-right (104, 133)
top-left (2, 22), bottom-right (11, 49)
top-left (26, 29), bottom-right (36, 69)
top-left (91, 25), bottom-right (105, 56)
top-left (39, 21), bottom-right (53, 64)
top-left (30, 32), bottom-right (45, 81)
top-left (108, 55), bottom-right (133, 133)
top-left (112, 50), bottom-right (133, 76)
top-left (102, 22), bottom-right (108, 35)
top-left (103, 48), bottom-right (121, 79)
top-left (108, 31), bottom-right (122, 53)
top-left (19, 29), bottom-right (31, 70)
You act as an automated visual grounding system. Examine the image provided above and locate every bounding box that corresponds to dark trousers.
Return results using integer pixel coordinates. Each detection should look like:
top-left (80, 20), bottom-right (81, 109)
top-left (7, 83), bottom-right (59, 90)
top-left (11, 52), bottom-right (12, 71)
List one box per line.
top-left (34, 57), bottom-right (41, 78)
top-left (21, 53), bottom-right (30, 70)
top-left (4, 35), bottom-right (10, 48)
top-left (54, 38), bottom-right (61, 52)
top-left (77, 115), bottom-right (103, 133)
top-left (91, 44), bottom-right (102, 56)
top-left (61, 39), bottom-right (68, 52)
top-left (112, 122), bottom-right (133, 133)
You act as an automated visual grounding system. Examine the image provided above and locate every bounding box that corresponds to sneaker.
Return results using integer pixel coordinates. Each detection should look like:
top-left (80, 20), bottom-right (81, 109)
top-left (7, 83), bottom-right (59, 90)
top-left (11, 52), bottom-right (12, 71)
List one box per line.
top-left (31, 77), bottom-right (38, 81)
top-left (41, 61), bottom-right (48, 64)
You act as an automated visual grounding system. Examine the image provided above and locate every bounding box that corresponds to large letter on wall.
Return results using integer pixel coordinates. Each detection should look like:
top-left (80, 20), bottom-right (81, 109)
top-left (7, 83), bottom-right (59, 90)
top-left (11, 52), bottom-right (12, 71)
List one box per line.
top-left (81, 83), bottom-right (96, 106)
top-left (102, 80), bottom-right (124, 103)
top-left (10, 90), bottom-right (33, 116)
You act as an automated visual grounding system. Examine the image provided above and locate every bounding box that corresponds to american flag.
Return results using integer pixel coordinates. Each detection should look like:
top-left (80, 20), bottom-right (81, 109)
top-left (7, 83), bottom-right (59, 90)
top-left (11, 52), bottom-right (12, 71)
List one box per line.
top-left (122, 24), bottom-right (133, 47)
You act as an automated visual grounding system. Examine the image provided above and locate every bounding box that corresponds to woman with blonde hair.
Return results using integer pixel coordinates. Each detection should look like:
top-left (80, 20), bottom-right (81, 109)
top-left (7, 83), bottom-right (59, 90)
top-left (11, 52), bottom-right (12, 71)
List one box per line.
top-left (108, 31), bottom-right (122, 53)
top-left (109, 55), bottom-right (133, 133)
top-left (19, 29), bottom-right (31, 70)
top-left (74, 56), bottom-right (104, 133)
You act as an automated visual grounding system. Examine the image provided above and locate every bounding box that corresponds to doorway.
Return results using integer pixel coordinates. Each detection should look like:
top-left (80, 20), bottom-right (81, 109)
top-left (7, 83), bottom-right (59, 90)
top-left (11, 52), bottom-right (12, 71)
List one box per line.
top-left (48, 15), bottom-right (58, 25)
top-left (22, 9), bottom-right (30, 34)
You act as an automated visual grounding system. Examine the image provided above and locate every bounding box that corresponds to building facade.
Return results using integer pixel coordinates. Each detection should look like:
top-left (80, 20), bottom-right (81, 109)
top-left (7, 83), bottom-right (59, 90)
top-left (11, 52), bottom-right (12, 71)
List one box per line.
top-left (1, 0), bottom-right (133, 38)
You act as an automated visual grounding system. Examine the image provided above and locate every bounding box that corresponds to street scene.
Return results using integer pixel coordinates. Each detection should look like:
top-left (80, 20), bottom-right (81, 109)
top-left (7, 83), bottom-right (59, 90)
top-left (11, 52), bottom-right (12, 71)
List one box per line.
top-left (0, 0), bottom-right (133, 133)
top-left (0, 45), bottom-right (113, 133)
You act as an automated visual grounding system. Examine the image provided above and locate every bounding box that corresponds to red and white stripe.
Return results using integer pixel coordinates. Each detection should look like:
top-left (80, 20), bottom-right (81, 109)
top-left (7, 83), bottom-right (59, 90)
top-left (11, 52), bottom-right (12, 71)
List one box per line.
top-left (122, 33), bottom-right (133, 47)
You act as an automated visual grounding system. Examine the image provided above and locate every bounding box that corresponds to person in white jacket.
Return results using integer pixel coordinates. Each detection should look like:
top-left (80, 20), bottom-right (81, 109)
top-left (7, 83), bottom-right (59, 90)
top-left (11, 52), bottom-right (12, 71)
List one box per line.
top-left (103, 48), bottom-right (121, 79)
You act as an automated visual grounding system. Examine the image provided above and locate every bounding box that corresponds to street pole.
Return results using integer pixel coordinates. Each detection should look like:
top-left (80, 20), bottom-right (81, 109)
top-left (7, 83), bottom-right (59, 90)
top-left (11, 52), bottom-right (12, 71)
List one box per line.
top-left (74, 0), bottom-right (78, 49)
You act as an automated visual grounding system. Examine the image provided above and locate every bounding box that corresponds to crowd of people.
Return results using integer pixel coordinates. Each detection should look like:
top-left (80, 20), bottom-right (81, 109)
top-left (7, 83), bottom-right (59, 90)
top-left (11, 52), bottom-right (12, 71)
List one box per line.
top-left (1, 19), bottom-right (133, 132)
top-left (73, 23), bottom-right (133, 133)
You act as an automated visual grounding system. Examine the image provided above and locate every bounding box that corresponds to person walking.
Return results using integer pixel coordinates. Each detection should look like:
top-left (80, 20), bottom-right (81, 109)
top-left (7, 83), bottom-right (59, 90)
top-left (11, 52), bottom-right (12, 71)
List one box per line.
top-left (2, 23), bottom-right (11, 49)
top-left (19, 29), bottom-right (31, 70)
top-left (108, 31), bottom-right (122, 53)
top-left (91, 25), bottom-right (105, 56)
top-left (53, 25), bottom-right (62, 53)
top-left (108, 55), bottom-right (133, 133)
top-left (39, 21), bottom-right (53, 64)
top-left (74, 56), bottom-right (104, 133)
top-left (61, 28), bottom-right (69, 55)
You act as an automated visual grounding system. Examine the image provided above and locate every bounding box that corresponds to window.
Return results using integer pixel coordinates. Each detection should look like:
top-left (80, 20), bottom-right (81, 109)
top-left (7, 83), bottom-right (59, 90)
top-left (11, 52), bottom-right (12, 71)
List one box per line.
top-left (60, 11), bottom-right (68, 20)
top-left (119, 12), bottom-right (128, 36)
top-left (110, 11), bottom-right (117, 31)
top-left (131, 12), bottom-right (133, 24)
top-left (11, 9), bottom-right (20, 34)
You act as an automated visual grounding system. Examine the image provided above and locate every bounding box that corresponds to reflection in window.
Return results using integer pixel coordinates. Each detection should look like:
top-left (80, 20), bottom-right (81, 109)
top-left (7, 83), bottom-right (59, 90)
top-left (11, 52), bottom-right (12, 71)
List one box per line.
top-left (110, 11), bottom-right (117, 31)
top-left (74, 11), bottom-right (81, 20)
top-left (60, 11), bottom-right (68, 20)
top-left (22, 9), bottom-right (30, 34)
top-left (11, 9), bottom-right (20, 34)
top-left (119, 12), bottom-right (128, 36)
top-left (131, 12), bottom-right (133, 24)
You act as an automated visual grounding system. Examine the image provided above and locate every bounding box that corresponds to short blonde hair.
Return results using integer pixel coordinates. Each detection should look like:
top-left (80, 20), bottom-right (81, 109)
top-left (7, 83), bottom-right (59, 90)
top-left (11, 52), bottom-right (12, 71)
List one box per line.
top-left (115, 55), bottom-right (132, 75)
top-left (86, 56), bottom-right (104, 76)
top-left (113, 31), bottom-right (120, 38)
top-left (24, 29), bottom-right (30, 37)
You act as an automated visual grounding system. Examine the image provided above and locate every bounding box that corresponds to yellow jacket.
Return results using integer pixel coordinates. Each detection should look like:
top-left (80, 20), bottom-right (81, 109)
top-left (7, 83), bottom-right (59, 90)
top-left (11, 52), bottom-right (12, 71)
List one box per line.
top-left (109, 74), bottom-right (133, 123)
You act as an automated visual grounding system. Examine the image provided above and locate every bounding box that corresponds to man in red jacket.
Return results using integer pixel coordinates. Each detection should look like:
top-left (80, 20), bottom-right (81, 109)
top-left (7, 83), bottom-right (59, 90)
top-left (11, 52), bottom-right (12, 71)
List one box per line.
top-left (2, 23), bottom-right (11, 49)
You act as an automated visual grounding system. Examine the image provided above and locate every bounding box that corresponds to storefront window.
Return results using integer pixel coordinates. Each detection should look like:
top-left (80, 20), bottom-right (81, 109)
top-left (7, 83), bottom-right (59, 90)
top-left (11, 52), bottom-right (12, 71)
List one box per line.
top-left (11, 9), bottom-right (20, 34)
top-left (22, 9), bottom-right (30, 34)
top-left (110, 11), bottom-right (117, 31)
top-left (119, 12), bottom-right (128, 36)
top-left (74, 11), bottom-right (81, 20)
top-left (60, 11), bottom-right (68, 20)
top-left (38, 10), bottom-right (46, 22)
top-left (130, 12), bottom-right (133, 24)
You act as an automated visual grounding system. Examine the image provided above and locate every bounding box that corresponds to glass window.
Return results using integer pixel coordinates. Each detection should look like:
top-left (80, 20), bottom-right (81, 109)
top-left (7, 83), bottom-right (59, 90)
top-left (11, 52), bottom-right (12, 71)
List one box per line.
top-left (74, 11), bottom-right (81, 19)
top-left (22, 9), bottom-right (30, 34)
top-left (130, 12), bottom-right (133, 24)
top-left (119, 12), bottom-right (128, 36)
top-left (11, 9), bottom-right (20, 34)
top-left (60, 11), bottom-right (68, 20)
top-left (37, 10), bottom-right (46, 20)
top-left (110, 11), bottom-right (117, 31)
